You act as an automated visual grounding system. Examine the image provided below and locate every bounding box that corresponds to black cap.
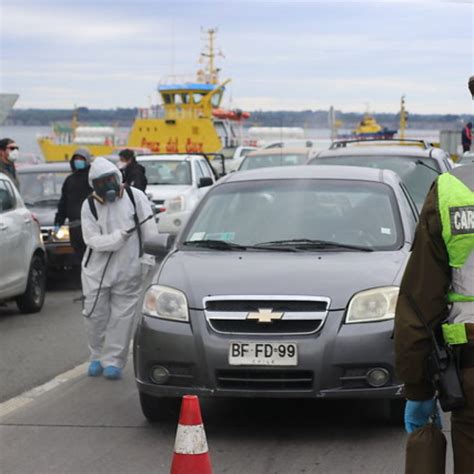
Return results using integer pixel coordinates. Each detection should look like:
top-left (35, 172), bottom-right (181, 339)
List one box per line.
top-left (0, 138), bottom-right (14, 150)
top-left (469, 76), bottom-right (474, 99)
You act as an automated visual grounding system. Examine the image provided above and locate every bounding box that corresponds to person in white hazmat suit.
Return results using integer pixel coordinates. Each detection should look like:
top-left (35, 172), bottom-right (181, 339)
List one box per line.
top-left (81, 157), bottom-right (157, 380)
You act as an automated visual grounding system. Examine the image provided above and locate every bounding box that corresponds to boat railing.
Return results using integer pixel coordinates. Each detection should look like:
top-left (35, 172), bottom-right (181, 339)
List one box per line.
top-left (158, 74), bottom-right (197, 86)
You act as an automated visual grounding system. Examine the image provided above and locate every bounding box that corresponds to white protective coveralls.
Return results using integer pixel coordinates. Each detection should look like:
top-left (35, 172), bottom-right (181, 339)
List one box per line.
top-left (81, 157), bottom-right (157, 369)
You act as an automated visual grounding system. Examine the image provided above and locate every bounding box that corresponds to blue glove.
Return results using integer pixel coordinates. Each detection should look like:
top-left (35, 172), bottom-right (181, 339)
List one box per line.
top-left (404, 399), bottom-right (442, 433)
top-left (53, 224), bottom-right (60, 234)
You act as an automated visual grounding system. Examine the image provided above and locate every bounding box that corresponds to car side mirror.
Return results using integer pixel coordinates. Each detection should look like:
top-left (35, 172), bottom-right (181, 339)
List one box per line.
top-left (198, 176), bottom-right (213, 188)
top-left (143, 234), bottom-right (174, 257)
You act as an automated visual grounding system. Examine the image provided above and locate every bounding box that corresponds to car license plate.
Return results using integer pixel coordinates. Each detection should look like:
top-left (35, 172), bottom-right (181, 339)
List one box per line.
top-left (228, 342), bottom-right (298, 366)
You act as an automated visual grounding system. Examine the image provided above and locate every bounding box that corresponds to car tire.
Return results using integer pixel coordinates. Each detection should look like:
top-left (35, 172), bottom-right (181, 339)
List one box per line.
top-left (139, 392), bottom-right (180, 422)
top-left (16, 254), bottom-right (46, 314)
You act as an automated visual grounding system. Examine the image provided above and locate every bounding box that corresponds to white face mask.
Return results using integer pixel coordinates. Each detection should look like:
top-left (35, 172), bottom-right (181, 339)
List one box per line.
top-left (8, 149), bottom-right (19, 162)
top-left (118, 161), bottom-right (127, 170)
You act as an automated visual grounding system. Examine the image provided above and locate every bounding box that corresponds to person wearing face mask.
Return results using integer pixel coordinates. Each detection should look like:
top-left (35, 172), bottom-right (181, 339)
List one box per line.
top-left (54, 148), bottom-right (93, 263)
top-left (0, 138), bottom-right (20, 189)
top-left (81, 157), bottom-right (156, 379)
top-left (118, 148), bottom-right (147, 192)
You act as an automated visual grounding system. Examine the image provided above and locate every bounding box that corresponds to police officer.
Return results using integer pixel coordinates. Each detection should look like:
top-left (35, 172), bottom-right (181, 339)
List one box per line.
top-left (394, 77), bottom-right (474, 473)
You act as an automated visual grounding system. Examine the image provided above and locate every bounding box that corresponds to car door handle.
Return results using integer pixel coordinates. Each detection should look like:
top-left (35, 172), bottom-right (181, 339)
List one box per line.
top-left (23, 218), bottom-right (32, 224)
top-left (0, 223), bottom-right (8, 231)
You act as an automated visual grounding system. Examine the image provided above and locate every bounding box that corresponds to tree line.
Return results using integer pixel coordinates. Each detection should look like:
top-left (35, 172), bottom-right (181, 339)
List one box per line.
top-left (6, 107), bottom-right (470, 130)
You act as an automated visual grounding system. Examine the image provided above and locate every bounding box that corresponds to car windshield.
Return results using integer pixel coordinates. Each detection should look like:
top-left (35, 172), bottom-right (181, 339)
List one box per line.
top-left (18, 171), bottom-right (68, 206)
top-left (183, 179), bottom-right (403, 251)
top-left (239, 153), bottom-right (307, 171)
top-left (140, 160), bottom-right (192, 185)
top-left (311, 155), bottom-right (440, 210)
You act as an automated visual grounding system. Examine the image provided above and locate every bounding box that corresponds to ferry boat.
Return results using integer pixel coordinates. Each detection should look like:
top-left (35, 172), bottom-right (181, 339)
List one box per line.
top-left (38, 29), bottom-right (250, 162)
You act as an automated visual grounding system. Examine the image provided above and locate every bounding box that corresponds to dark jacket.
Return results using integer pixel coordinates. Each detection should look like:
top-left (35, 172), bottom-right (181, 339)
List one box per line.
top-left (122, 161), bottom-right (147, 192)
top-left (54, 165), bottom-right (93, 227)
top-left (462, 124), bottom-right (472, 147)
top-left (0, 160), bottom-right (19, 189)
top-left (394, 165), bottom-right (474, 400)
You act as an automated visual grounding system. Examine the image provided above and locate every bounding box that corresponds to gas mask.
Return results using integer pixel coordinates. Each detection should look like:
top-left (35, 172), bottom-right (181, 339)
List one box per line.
top-left (8, 149), bottom-right (19, 162)
top-left (93, 174), bottom-right (121, 203)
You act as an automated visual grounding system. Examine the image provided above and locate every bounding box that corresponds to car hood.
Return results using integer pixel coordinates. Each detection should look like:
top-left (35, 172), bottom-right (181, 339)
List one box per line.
top-left (147, 185), bottom-right (193, 202)
top-left (156, 249), bottom-right (409, 310)
top-left (26, 205), bottom-right (56, 227)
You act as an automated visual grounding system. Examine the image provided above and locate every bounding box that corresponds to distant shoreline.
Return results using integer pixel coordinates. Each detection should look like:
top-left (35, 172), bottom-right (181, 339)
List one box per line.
top-left (4, 108), bottom-right (471, 130)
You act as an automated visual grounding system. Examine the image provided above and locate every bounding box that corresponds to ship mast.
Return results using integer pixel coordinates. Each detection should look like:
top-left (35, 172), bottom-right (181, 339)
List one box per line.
top-left (399, 95), bottom-right (408, 140)
top-left (198, 28), bottom-right (224, 84)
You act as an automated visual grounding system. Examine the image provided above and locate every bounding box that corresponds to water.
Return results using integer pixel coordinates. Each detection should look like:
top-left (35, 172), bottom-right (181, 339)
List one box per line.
top-left (0, 125), bottom-right (443, 158)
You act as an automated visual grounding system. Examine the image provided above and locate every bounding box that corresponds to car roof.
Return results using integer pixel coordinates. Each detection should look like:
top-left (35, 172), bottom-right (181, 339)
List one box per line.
top-left (316, 145), bottom-right (445, 161)
top-left (17, 162), bottom-right (71, 173)
top-left (222, 165), bottom-right (401, 187)
top-left (247, 147), bottom-right (314, 157)
top-left (137, 154), bottom-right (201, 162)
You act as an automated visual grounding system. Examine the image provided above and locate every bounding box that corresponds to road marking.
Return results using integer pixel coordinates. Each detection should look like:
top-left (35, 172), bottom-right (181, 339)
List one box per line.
top-left (0, 361), bottom-right (88, 419)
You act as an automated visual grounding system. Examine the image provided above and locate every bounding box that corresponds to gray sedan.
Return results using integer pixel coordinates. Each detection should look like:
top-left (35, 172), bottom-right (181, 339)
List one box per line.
top-left (134, 166), bottom-right (419, 421)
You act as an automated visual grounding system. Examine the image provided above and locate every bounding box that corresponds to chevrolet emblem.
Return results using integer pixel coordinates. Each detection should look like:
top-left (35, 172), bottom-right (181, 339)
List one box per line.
top-left (247, 308), bottom-right (284, 324)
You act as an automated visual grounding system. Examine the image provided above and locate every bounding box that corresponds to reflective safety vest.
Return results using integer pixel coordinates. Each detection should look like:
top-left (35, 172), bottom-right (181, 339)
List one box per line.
top-left (437, 169), bottom-right (474, 325)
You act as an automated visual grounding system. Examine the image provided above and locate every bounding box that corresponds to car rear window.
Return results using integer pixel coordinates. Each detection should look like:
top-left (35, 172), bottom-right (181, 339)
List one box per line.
top-left (18, 171), bottom-right (68, 206)
top-left (240, 153), bottom-right (307, 171)
top-left (309, 155), bottom-right (440, 210)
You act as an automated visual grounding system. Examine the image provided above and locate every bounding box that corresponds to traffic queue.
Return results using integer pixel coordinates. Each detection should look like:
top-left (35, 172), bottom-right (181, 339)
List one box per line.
top-left (0, 79), bottom-right (473, 473)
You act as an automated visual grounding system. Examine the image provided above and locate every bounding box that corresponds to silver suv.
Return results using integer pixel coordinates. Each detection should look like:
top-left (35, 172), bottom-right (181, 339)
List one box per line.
top-left (0, 173), bottom-right (46, 313)
top-left (308, 139), bottom-right (453, 210)
top-left (134, 165), bottom-right (419, 421)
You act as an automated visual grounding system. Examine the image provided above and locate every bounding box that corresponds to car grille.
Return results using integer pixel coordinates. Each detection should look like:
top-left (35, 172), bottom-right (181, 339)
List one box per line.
top-left (152, 199), bottom-right (166, 213)
top-left (211, 319), bottom-right (323, 334)
top-left (204, 296), bottom-right (330, 336)
top-left (205, 299), bottom-right (328, 312)
top-left (216, 369), bottom-right (314, 391)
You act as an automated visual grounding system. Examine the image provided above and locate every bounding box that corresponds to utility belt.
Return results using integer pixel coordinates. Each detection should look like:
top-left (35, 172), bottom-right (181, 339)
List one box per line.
top-left (442, 322), bottom-right (474, 368)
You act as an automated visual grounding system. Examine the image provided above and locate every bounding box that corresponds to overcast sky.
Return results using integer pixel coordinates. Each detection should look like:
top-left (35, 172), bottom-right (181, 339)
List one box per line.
top-left (0, 0), bottom-right (472, 113)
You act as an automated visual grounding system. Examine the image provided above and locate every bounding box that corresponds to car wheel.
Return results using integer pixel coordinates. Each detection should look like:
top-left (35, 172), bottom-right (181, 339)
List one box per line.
top-left (139, 392), bottom-right (180, 422)
top-left (16, 254), bottom-right (46, 313)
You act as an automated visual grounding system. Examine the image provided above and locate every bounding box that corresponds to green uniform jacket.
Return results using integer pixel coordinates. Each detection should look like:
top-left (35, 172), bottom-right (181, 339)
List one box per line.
top-left (394, 182), bottom-right (452, 400)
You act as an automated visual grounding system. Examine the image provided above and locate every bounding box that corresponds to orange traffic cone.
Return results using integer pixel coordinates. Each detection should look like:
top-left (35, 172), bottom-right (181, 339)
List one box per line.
top-left (170, 395), bottom-right (212, 474)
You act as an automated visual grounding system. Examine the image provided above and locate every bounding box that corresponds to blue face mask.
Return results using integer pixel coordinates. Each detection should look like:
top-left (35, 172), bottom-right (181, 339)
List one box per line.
top-left (74, 159), bottom-right (87, 170)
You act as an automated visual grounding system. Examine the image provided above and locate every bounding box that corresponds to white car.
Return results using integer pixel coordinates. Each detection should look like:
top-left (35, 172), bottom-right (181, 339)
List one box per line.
top-left (0, 172), bottom-right (47, 313)
top-left (137, 154), bottom-right (216, 234)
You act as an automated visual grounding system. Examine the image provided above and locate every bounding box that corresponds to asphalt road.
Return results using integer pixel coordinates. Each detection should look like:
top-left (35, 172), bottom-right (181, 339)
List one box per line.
top-left (0, 273), bottom-right (454, 474)
top-left (0, 272), bottom-right (87, 402)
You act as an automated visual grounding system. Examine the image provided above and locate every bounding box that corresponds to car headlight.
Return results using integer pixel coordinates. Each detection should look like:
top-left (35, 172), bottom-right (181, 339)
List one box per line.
top-left (53, 225), bottom-right (70, 242)
top-left (166, 195), bottom-right (186, 213)
top-left (345, 286), bottom-right (399, 324)
top-left (142, 285), bottom-right (189, 322)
